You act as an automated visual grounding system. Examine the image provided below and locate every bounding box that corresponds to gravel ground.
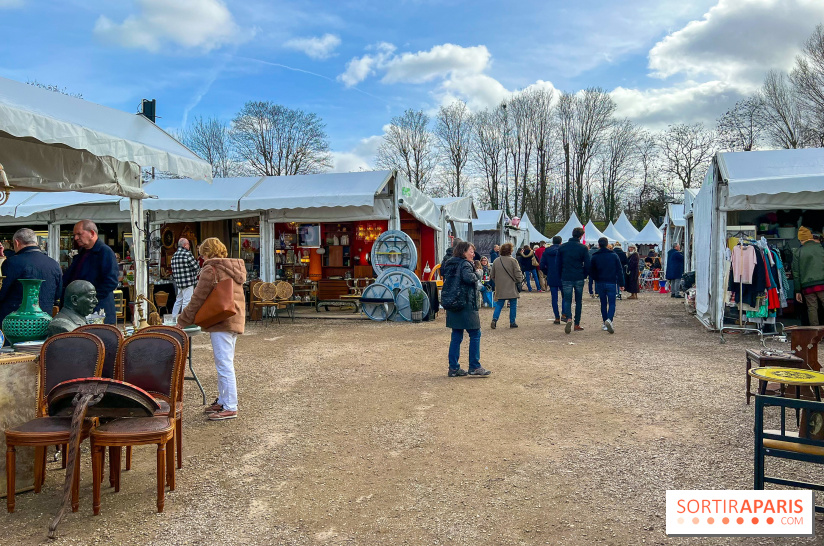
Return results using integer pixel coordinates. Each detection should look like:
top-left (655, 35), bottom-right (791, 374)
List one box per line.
top-left (2, 291), bottom-right (823, 545)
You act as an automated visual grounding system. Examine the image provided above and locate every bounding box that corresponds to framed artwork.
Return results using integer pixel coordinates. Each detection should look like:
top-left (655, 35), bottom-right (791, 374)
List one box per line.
top-left (34, 231), bottom-right (48, 253)
top-left (161, 226), bottom-right (175, 249)
top-left (298, 224), bottom-right (321, 248)
top-left (123, 233), bottom-right (134, 258)
top-left (239, 233), bottom-right (260, 253)
top-left (281, 232), bottom-right (296, 247)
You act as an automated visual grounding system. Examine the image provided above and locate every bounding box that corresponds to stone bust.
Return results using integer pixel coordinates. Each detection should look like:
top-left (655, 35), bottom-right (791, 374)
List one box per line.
top-left (48, 280), bottom-right (98, 337)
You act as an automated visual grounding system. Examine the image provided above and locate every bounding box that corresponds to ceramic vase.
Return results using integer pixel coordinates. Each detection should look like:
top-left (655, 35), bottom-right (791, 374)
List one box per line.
top-left (2, 279), bottom-right (52, 344)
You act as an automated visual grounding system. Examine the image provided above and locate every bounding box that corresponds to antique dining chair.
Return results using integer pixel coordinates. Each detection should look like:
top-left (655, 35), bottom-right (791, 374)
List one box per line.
top-left (154, 291), bottom-right (169, 315)
top-left (132, 326), bottom-right (189, 471)
top-left (76, 324), bottom-right (124, 380)
top-left (254, 282), bottom-right (280, 323)
top-left (4, 333), bottom-right (105, 513)
top-left (112, 289), bottom-right (126, 327)
top-left (90, 333), bottom-right (183, 515)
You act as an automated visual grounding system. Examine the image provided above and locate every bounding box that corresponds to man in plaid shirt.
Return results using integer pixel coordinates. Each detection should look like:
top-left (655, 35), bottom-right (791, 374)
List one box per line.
top-left (171, 238), bottom-right (200, 315)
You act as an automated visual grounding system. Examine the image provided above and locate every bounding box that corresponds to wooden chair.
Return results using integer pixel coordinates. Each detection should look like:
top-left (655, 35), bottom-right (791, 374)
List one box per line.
top-left (154, 291), bottom-right (169, 314)
top-left (112, 289), bottom-right (126, 327)
top-left (90, 333), bottom-right (183, 515)
top-left (4, 333), bottom-right (105, 513)
top-left (133, 326), bottom-right (189, 471)
top-left (76, 324), bottom-right (124, 380)
top-left (273, 281), bottom-right (300, 323)
top-left (253, 282), bottom-right (280, 322)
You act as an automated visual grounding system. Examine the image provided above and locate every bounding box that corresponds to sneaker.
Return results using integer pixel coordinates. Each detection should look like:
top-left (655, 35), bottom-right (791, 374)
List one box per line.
top-left (605, 319), bottom-right (614, 334)
top-left (553, 318), bottom-right (561, 325)
top-left (510, 323), bottom-right (518, 328)
top-left (602, 325), bottom-right (609, 331)
top-left (208, 409), bottom-right (237, 421)
top-left (565, 320), bottom-right (572, 334)
top-left (574, 325), bottom-right (584, 332)
top-left (468, 367), bottom-right (492, 376)
top-left (490, 319), bottom-right (497, 329)
top-left (448, 368), bottom-right (468, 377)
top-left (204, 400), bottom-right (223, 414)
top-left (537, 289), bottom-right (543, 293)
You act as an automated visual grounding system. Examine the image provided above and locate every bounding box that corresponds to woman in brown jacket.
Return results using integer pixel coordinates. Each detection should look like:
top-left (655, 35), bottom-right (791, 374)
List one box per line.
top-left (489, 242), bottom-right (524, 329)
top-left (177, 238), bottom-right (246, 421)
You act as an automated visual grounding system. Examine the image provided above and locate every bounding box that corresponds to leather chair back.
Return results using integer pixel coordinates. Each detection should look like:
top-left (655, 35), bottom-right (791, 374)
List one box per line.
top-left (116, 333), bottom-right (182, 414)
top-left (38, 332), bottom-right (105, 416)
top-left (136, 326), bottom-right (189, 404)
top-left (75, 324), bottom-right (124, 379)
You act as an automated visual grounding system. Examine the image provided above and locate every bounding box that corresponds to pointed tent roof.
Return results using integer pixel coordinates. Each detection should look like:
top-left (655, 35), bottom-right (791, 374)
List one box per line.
top-left (519, 213), bottom-right (550, 243)
top-left (615, 212), bottom-right (639, 238)
top-left (553, 212), bottom-right (583, 241)
top-left (628, 219), bottom-right (663, 245)
top-left (583, 220), bottom-right (607, 244)
top-left (602, 221), bottom-right (626, 243)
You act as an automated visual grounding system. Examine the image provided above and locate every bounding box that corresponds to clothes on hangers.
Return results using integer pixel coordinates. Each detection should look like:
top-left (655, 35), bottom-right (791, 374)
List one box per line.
top-left (731, 244), bottom-right (756, 283)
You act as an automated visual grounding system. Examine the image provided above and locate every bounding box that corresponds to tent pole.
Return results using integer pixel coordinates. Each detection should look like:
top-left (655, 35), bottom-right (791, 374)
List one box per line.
top-left (47, 213), bottom-right (60, 262)
top-left (129, 197), bottom-right (146, 327)
top-left (259, 211), bottom-right (275, 282)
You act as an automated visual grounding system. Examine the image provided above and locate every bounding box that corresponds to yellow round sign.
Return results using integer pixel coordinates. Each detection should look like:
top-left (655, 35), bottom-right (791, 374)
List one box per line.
top-left (749, 367), bottom-right (824, 386)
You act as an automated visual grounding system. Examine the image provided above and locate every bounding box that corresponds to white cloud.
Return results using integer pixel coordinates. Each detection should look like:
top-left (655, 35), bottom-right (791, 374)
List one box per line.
top-left (382, 44), bottom-right (491, 84)
top-left (339, 56), bottom-right (376, 87)
top-left (284, 33), bottom-right (341, 60)
top-left (94, 0), bottom-right (245, 53)
top-left (330, 135), bottom-right (382, 173)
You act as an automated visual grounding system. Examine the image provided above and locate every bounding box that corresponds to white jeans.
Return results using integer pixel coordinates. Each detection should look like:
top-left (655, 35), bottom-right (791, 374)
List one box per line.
top-left (210, 331), bottom-right (239, 412)
top-left (172, 285), bottom-right (194, 315)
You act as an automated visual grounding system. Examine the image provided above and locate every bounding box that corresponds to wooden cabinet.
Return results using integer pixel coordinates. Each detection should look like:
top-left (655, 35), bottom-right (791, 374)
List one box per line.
top-left (328, 246), bottom-right (343, 267)
top-left (317, 280), bottom-right (349, 300)
top-left (354, 265), bottom-right (374, 278)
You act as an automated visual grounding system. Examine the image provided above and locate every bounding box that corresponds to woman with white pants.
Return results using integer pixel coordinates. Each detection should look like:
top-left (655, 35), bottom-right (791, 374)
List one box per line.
top-left (177, 237), bottom-right (246, 421)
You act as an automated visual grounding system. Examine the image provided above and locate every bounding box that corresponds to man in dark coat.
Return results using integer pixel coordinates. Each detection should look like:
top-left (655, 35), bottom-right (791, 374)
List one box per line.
top-left (665, 244), bottom-right (685, 298)
top-left (0, 228), bottom-right (63, 331)
top-left (63, 220), bottom-right (119, 324)
top-left (613, 242), bottom-right (628, 300)
top-left (489, 244), bottom-right (500, 263)
top-left (590, 237), bottom-right (624, 333)
top-left (540, 236), bottom-right (564, 324)
top-left (557, 227), bottom-right (591, 333)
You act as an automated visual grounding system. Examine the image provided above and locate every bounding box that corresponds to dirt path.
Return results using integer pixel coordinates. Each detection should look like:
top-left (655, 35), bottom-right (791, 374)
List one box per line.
top-left (3, 292), bottom-right (823, 544)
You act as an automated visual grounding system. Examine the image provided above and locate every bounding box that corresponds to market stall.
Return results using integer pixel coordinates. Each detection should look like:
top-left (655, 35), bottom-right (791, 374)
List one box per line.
top-left (472, 209), bottom-right (507, 258)
top-left (432, 196), bottom-right (477, 261)
top-left (517, 213), bottom-right (550, 245)
top-left (583, 220), bottom-right (609, 245)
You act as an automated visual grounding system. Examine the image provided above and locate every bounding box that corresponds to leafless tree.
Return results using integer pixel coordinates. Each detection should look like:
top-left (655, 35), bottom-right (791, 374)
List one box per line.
top-left (792, 24), bottom-right (824, 147)
top-left (434, 101), bottom-right (473, 197)
top-left (524, 87), bottom-right (555, 231)
top-left (230, 101), bottom-right (332, 176)
top-left (471, 107), bottom-right (506, 209)
top-left (598, 119), bottom-right (639, 223)
top-left (502, 94), bottom-right (533, 217)
top-left (716, 97), bottom-right (764, 152)
top-left (635, 130), bottom-right (660, 216)
top-left (179, 116), bottom-right (239, 177)
top-left (760, 71), bottom-right (806, 149)
top-left (660, 122), bottom-right (716, 189)
top-left (556, 93), bottom-right (575, 218)
top-left (375, 109), bottom-right (437, 191)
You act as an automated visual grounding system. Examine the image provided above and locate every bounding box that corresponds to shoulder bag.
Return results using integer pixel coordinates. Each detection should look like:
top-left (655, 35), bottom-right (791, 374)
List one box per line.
top-left (501, 259), bottom-right (524, 293)
top-left (194, 266), bottom-right (237, 329)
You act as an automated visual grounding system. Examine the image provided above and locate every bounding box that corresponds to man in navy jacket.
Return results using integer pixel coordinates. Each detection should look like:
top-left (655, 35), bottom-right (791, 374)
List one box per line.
top-left (0, 228), bottom-right (62, 330)
top-left (63, 220), bottom-right (119, 324)
top-left (590, 237), bottom-right (624, 334)
top-left (540, 236), bottom-right (564, 324)
top-left (557, 227), bottom-right (590, 333)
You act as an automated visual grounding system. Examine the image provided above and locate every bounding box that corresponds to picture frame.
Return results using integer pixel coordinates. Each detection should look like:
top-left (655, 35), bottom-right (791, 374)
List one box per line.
top-left (123, 233), bottom-right (134, 258)
top-left (298, 224), bottom-right (321, 248)
top-left (239, 233), bottom-right (260, 254)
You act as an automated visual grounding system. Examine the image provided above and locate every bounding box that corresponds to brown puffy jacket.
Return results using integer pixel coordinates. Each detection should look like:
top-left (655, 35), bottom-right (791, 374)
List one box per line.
top-left (178, 258), bottom-right (246, 334)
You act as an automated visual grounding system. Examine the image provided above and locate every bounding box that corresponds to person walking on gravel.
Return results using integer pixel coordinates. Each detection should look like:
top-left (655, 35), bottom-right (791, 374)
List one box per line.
top-left (490, 242), bottom-right (524, 330)
top-left (589, 237), bottom-right (623, 333)
top-left (540, 236), bottom-right (563, 324)
top-left (441, 241), bottom-right (491, 377)
top-left (558, 227), bottom-right (590, 334)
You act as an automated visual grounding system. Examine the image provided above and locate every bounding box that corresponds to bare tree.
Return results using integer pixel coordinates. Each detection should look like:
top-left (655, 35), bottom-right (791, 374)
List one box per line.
top-left (26, 79), bottom-right (83, 99)
top-left (180, 116), bottom-right (239, 177)
top-left (716, 96), bottom-right (764, 152)
top-left (760, 71), bottom-right (806, 149)
top-left (660, 122), bottom-right (716, 189)
top-left (568, 88), bottom-right (616, 218)
top-left (556, 93), bottom-right (574, 218)
top-left (471, 107), bottom-right (506, 209)
top-left (230, 101), bottom-right (332, 176)
top-left (524, 87), bottom-right (555, 231)
top-left (375, 109), bottom-right (437, 191)
top-left (792, 24), bottom-right (824, 146)
top-left (635, 130), bottom-right (660, 217)
top-left (598, 119), bottom-right (639, 223)
top-left (434, 101), bottom-right (473, 197)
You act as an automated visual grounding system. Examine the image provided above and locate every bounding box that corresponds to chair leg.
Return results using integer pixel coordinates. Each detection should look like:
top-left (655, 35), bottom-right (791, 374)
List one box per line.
top-left (156, 443), bottom-right (166, 513)
top-left (71, 448), bottom-right (81, 513)
top-left (92, 445), bottom-right (102, 516)
top-left (166, 438), bottom-right (175, 491)
top-left (61, 444), bottom-right (67, 469)
top-left (33, 447), bottom-right (44, 493)
top-left (6, 445), bottom-right (15, 513)
top-left (176, 415), bottom-right (182, 470)
top-left (108, 447), bottom-right (116, 488)
top-left (113, 447), bottom-right (122, 492)
top-left (125, 446), bottom-right (131, 470)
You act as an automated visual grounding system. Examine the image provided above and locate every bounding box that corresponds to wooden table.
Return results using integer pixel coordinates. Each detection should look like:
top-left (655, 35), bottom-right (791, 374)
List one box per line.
top-left (0, 353), bottom-right (39, 498)
top-left (748, 367), bottom-right (824, 401)
top-left (745, 349), bottom-right (805, 404)
top-left (785, 326), bottom-right (824, 372)
top-left (182, 326), bottom-right (206, 405)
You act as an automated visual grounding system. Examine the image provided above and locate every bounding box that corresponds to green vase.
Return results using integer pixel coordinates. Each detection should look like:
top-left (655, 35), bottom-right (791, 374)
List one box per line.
top-left (2, 278), bottom-right (52, 344)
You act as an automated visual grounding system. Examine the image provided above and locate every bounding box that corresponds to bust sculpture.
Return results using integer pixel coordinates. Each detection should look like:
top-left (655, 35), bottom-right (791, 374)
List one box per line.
top-left (48, 280), bottom-right (98, 337)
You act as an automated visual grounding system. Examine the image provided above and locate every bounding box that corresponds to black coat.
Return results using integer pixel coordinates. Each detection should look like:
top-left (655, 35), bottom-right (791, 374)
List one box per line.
top-left (590, 248), bottom-right (624, 286)
top-left (0, 246), bottom-right (63, 325)
top-left (540, 244), bottom-right (563, 287)
top-left (614, 248), bottom-right (628, 268)
top-left (489, 250), bottom-right (499, 263)
top-left (626, 253), bottom-right (640, 293)
top-left (442, 257), bottom-right (480, 330)
top-left (556, 238), bottom-right (591, 282)
top-left (63, 238), bottom-right (119, 323)
top-left (665, 249), bottom-right (685, 280)
top-left (517, 248), bottom-right (536, 271)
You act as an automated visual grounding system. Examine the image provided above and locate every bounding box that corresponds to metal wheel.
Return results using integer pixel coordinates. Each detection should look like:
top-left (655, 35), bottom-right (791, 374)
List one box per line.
top-left (371, 230), bottom-right (417, 276)
top-left (360, 282), bottom-right (395, 321)
top-left (376, 269), bottom-right (422, 321)
top-left (395, 286), bottom-right (431, 322)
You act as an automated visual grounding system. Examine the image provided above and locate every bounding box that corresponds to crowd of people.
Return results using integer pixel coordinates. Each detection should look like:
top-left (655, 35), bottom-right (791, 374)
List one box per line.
top-left (439, 230), bottom-right (684, 376)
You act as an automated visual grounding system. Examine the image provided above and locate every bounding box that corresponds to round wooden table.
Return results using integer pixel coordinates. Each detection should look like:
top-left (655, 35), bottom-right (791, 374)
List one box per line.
top-left (748, 367), bottom-right (824, 401)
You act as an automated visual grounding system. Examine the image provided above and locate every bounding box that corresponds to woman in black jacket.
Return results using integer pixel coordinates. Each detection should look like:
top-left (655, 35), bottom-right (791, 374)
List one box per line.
top-left (442, 241), bottom-right (491, 377)
top-left (517, 245), bottom-right (541, 292)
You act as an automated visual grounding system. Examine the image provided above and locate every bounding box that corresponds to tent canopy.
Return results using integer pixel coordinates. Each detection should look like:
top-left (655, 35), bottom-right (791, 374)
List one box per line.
top-left (518, 213), bottom-right (550, 244)
top-left (553, 212), bottom-right (583, 241)
top-left (602, 222), bottom-right (626, 243)
top-left (431, 196), bottom-right (477, 225)
top-left (583, 220), bottom-right (608, 244)
top-left (615, 212), bottom-right (639, 238)
top-left (628, 219), bottom-right (663, 245)
top-left (0, 76), bottom-right (211, 199)
top-left (667, 203), bottom-right (685, 227)
top-left (474, 209), bottom-right (504, 231)
top-left (136, 176), bottom-right (263, 213)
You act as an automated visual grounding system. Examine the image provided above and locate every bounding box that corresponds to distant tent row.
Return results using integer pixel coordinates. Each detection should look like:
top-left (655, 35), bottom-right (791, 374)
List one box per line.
top-left (546, 211), bottom-right (661, 247)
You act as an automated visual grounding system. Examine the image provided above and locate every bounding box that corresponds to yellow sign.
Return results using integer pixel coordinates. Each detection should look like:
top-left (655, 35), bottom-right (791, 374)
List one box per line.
top-left (749, 367), bottom-right (824, 386)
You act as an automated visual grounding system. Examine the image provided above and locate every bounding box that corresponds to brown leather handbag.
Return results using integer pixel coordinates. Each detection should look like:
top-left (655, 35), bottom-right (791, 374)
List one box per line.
top-left (194, 269), bottom-right (237, 329)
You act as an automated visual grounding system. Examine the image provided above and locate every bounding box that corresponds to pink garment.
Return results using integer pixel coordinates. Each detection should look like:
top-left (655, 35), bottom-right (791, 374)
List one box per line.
top-left (731, 245), bottom-right (756, 284)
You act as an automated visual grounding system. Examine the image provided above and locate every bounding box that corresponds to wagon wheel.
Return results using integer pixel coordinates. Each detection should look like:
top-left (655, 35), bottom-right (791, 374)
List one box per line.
top-left (275, 281), bottom-right (293, 300)
top-left (376, 269), bottom-right (422, 321)
top-left (371, 230), bottom-right (418, 276)
top-left (259, 282), bottom-right (278, 302)
top-left (395, 286), bottom-right (431, 322)
top-left (360, 282), bottom-right (395, 321)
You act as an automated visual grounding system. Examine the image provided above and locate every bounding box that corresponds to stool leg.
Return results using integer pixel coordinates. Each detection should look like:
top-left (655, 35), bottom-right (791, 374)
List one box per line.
top-left (61, 444), bottom-right (67, 469)
top-left (6, 445), bottom-right (15, 513)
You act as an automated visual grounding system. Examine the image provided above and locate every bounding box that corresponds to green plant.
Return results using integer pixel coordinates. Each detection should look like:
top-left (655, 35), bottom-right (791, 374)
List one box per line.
top-left (408, 288), bottom-right (425, 312)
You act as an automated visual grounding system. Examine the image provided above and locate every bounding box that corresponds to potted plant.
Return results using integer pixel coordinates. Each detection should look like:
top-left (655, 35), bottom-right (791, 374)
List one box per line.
top-left (409, 288), bottom-right (425, 323)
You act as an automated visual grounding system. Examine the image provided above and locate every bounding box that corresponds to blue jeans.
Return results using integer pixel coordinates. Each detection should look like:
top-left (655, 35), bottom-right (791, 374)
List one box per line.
top-left (588, 276), bottom-right (594, 295)
top-left (524, 269), bottom-right (540, 291)
top-left (561, 280), bottom-right (585, 325)
top-left (492, 298), bottom-right (517, 324)
top-left (449, 329), bottom-right (481, 371)
top-left (596, 282), bottom-right (617, 322)
top-left (550, 286), bottom-right (561, 319)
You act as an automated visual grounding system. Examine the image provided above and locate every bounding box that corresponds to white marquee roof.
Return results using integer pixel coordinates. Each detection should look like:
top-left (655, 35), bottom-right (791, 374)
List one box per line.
top-left (627, 219), bottom-right (663, 245)
top-left (602, 221), bottom-right (626, 243)
top-left (614, 212), bottom-right (639, 238)
top-left (583, 220), bottom-right (607, 244)
top-left (519, 213), bottom-right (550, 243)
top-left (553, 212), bottom-right (583, 241)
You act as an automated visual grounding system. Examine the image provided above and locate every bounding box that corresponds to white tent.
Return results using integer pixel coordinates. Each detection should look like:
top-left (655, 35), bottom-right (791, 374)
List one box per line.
top-left (683, 188), bottom-right (700, 271)
top-left (472, 209), bottom-right (507, 258)
top-left (694, 148), bottom-right (824, 330)
top-left (627, 219), bottom-right (663, 245)
top-left (602, 221), bottom-right (626, 244)
top-left (519, 213), bottom-right (550, 244)
top-left (583, 220), bottom-right (607, 244)
top-left (662, 202), bottom-right (686, 269)
top-left (553, 212), bottom-right (583, 241)
top-left (614, 212), bottom-right (639, 239)
top-left (432, 196), bottom-right (477, 259)
top-left (474, 209), bottom-right (504, 232)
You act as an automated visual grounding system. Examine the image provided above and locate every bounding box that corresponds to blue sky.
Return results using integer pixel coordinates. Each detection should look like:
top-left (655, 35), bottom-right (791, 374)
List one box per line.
top-left (2, 0), bottom-right (823, 171)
